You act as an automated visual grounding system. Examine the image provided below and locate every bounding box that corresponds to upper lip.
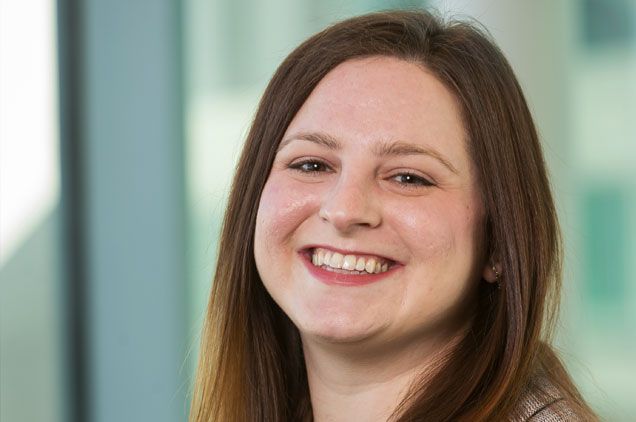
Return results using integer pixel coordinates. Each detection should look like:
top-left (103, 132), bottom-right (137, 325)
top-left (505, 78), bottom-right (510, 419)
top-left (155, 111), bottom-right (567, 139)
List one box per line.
top-left (300, 244), bottom-right (402, 265)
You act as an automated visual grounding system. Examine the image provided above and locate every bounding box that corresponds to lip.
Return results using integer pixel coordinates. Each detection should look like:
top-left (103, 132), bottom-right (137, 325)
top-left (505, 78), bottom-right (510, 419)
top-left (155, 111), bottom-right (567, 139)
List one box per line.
top-left (298, 247), bottom-right (402, 286)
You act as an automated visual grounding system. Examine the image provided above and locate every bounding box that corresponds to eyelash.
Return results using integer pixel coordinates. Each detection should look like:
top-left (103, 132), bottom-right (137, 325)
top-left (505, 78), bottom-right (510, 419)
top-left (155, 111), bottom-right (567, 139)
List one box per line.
top-left (287, 159), bottom-right (435, 188)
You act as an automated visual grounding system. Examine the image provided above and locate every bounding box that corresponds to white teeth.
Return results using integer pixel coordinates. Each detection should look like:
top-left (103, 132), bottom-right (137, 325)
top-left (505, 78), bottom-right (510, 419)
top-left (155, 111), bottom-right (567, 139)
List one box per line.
top-left (329, 253), bottom-right (344, 269)
top-left (310, 249), bottom-right (393, 275)
top-left (365, 258), bottom-right (376, 274)
top-left (342, 255), bottom-right (357, 270)
top-left (324, 266), bottom-right (363, 275)
top-left (324, 251), bottom-right (332, 266)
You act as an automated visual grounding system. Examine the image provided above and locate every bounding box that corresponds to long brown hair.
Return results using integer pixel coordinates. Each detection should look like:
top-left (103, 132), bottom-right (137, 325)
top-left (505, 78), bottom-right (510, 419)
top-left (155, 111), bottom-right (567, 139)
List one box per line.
top-left (190, 10), bottom-right (597, 422)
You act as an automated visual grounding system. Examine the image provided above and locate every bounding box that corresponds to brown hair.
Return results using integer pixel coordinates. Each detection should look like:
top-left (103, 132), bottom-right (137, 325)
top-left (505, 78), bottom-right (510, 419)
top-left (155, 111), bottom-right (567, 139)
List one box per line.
top-left (190, 10), bottom-right (597, 422)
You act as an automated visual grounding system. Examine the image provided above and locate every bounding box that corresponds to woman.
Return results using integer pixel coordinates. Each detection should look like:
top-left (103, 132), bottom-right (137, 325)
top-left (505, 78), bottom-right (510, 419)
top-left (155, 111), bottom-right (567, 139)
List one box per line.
top-left (190, 10), bottom-right (599, 422)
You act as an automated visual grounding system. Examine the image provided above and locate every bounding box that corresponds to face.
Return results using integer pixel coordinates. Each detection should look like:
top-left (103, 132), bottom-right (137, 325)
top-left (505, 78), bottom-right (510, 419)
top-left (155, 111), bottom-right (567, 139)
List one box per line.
top-left (254, 56), bottom-right (490, 351)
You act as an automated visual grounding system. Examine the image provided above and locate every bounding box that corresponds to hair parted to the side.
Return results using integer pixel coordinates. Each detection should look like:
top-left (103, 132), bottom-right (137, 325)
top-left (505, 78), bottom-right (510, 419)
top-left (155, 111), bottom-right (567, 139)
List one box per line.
top-left (190, 10), bottom-right (598, 422)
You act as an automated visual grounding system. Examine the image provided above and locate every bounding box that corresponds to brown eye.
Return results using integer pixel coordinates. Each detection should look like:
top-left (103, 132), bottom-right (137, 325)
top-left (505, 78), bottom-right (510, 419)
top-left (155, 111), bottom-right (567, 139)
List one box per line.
top-left (289, 159), bottom-right (331, 173)
top-left (392, 173), bottom-right (434, 187)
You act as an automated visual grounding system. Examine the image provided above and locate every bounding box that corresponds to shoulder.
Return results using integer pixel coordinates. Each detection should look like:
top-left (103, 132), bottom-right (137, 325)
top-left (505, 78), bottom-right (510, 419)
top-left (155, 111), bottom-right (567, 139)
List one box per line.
top-left (509, 376), bottom-right (582, 422)
top-left (522, 398), bottom-right (581, 422)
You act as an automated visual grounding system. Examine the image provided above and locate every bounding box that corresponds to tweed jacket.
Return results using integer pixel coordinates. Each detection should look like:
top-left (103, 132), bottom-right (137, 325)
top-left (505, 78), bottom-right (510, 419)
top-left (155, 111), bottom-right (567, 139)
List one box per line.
top-left (510, 376), bottom-right (581, 422)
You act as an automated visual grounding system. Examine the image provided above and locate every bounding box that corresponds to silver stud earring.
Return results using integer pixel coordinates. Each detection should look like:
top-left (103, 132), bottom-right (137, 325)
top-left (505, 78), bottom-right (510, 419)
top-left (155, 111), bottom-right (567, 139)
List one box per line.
top-left (492, 265), bottom-right (501, 289)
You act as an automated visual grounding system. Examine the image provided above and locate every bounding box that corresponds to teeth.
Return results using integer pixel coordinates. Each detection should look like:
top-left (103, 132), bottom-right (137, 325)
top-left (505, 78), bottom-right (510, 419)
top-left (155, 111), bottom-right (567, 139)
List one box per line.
top-left (330, 253), bottom-right (343, 269)
top-left (365, 258), bottom-right (376, 274)
top-left (342, 255), bottom-right (356, 270)
top-left (324, 266), bottom-right (364, 275)
top-left (324, 251), bottom-right (332, 266)
top-left (310, 249), bottom-right (393, 275)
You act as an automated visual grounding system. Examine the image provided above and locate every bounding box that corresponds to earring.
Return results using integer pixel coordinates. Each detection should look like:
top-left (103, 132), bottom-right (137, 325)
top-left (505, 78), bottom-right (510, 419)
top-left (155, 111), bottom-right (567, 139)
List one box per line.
top-left (492, 265), bottom-right (501, 289)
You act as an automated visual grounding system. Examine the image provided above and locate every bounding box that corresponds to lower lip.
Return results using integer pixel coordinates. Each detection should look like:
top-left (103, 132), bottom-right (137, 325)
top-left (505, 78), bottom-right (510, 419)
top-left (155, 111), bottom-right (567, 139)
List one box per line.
top-left (300, 252), bottom-right (400, 286)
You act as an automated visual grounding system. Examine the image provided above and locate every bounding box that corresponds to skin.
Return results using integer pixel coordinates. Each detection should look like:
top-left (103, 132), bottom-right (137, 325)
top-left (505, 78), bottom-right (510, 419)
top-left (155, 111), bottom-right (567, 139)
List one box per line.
top-left (254, 56), bottom-right (498, 422)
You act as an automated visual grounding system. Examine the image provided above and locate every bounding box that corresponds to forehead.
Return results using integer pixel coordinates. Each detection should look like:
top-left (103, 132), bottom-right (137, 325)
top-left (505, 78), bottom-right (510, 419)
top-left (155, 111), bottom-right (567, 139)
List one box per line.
top-left (284, 56), bottom-right (469, 164)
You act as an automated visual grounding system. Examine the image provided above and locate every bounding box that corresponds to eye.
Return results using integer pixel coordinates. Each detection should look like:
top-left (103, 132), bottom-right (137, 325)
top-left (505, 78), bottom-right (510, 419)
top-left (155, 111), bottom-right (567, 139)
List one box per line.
top-left (288, 158), bottom-right (332, 174)
top-left (391, 172), bottom-right (434, 188)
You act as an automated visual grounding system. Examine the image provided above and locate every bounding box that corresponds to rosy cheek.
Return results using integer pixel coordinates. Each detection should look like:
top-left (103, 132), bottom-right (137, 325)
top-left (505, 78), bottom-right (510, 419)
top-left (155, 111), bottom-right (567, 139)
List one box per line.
top-left (387, 198), bottom-right (456, 258)
top-left (257, 175), bottom-right (321, 240)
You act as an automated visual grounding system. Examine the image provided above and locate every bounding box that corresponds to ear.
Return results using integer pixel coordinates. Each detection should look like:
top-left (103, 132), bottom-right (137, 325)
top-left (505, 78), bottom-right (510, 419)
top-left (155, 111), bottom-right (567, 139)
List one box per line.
top-left (482, 259), bottom-right (501, 284)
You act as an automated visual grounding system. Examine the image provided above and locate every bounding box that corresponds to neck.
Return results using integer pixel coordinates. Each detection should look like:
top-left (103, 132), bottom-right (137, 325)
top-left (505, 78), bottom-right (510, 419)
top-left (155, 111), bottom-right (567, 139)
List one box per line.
top-left (303, 334), bottom-right (457, 422)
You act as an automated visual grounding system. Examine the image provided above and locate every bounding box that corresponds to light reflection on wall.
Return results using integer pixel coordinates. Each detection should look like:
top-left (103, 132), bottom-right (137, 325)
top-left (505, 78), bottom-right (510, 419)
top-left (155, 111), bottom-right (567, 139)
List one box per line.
top-left (0, 0), bottom-right (60, 265)
top-left (0, 1), bottom-right (65, 422)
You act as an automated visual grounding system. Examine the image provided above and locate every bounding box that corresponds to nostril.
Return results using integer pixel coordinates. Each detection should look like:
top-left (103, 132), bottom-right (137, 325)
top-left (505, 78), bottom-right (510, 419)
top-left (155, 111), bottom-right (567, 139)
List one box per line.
top-left (318, 207), bottom-right (329, 222)
top-left (319, 203), bottom-right (382, 232)
top-left (318, 180), bottom-right (382, 230)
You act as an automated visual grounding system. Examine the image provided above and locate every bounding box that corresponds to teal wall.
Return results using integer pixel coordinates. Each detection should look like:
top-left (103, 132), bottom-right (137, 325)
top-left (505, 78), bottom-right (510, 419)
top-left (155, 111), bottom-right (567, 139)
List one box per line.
top-left (1, 1), bottom-right (188, 421)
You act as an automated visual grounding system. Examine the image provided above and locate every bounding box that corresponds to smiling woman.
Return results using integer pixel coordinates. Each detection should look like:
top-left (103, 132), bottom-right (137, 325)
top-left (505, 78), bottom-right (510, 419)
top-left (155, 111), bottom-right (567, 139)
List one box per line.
top-left (254, 57), bottom-right (485, 354)
top-left (190, 10), bottom-right (599, 422)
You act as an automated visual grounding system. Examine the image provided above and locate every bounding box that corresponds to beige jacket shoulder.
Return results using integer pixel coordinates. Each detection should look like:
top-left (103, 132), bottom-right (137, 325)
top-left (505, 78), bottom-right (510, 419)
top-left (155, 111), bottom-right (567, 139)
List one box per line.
top-left (510, 377), bottom-right (581, 422)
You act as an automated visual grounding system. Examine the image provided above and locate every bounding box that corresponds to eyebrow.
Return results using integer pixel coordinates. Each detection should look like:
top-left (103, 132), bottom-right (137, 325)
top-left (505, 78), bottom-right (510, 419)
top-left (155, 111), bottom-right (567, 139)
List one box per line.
top-left (278, 132), bottom-right (340, 151)
top-left (278, 131), bottom-right (459, 174)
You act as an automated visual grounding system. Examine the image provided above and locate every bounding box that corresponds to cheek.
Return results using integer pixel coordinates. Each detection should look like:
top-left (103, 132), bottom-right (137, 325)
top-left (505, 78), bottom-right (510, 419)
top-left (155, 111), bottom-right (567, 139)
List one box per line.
top-left (254, 174), bottom-right (320, 259)
top-left (388, 200), bottom-right (456, 259)
top-left (388, 194), bottom-right (483, 264)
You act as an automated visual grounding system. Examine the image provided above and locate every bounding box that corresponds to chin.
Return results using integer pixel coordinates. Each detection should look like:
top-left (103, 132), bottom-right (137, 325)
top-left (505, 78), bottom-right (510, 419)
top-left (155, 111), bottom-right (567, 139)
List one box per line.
top-left (293, 308), bottom-right (383, 345)
top-left (303, 327), bottom-right (378, 345)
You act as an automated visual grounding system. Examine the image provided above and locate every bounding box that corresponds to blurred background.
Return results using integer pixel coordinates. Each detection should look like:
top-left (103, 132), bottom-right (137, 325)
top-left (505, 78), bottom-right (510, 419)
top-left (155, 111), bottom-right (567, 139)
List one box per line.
top-left (1, 0), bottom-right (634, 421)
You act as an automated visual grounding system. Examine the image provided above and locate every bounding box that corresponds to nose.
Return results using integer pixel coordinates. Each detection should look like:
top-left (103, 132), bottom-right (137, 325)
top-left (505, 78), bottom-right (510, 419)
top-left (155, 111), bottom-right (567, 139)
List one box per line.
top-left (318, 174), bottom-right (382, 233)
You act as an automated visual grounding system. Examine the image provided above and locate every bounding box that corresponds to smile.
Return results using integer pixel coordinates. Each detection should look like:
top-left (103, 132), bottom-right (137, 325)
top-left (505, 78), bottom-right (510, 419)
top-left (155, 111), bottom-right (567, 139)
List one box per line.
top-left (310, 247), bottom-right (394, 274)
top-left (300, 246), bottom-right (400, 286)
